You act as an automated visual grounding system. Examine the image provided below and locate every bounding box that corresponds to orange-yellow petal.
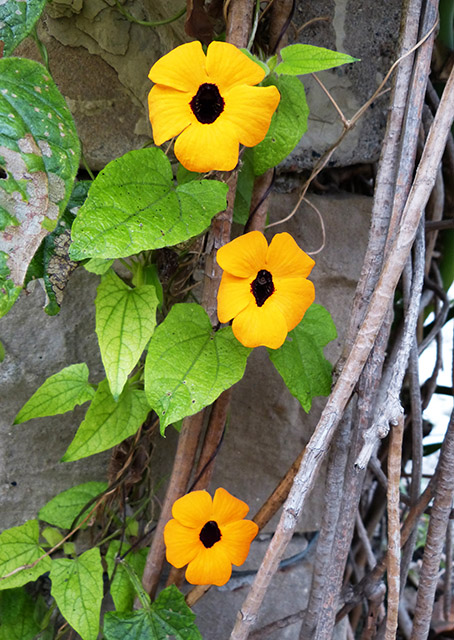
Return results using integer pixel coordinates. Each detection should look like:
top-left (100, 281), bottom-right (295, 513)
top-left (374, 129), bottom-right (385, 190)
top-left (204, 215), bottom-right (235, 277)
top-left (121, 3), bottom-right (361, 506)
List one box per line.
top-left (265, 232), bottom-right (315, 279)
top-left (217, 273), bottom-right (252, 323)
top-left (232, 299), bottom-right (288, 349)
top-left (223, 84), bottom-right (280, 147)
top-left (205, 41), bottom-right (265, 93)
top-left (172, 490), bottom-right (214, 529)
top-left (185, 544), bottom-right (232, 586)
top-left (221, 519), bottom-right (259, 566)
top-left (272, 276), bottom-right (315, 331)
top-left (164, 519), bottom-right (202, 568)
top-left (148, 85), bottom-right (193, 146)
top-left (148, 41), bottom-right (208, 92)
top-left (212, 487), bottom-right (250, 526)
top-left (174, 118), bottom-right (240, 172)
top-left (216, 231), bottom-right (268, 278)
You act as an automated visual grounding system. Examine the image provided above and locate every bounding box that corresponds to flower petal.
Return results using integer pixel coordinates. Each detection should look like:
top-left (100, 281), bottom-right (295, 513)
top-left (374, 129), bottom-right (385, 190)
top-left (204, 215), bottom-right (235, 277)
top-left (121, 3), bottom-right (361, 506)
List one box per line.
top-left (212, 487), bottom-right (250, 526)
top-left (172, 490), bottom-right (214, 529)
top-left (164, 519), bottom-right (202, 568)
top-left (206, 41), bottom-right (265, 92)
top-left (148, 41), bottom-right (208, 92)
top-left (148, 85), bottom-right (193, 146)
top-left (232, 299), bottom-right (288, 349)
top-left (221, 520), bottom-right (259, 566)
top-left (185, 544), bottom-right (232, 586)
top-left (266, 232), bottom-right (315, 279)
top-left (174, 118), bottom-right (239, 172)
top-left (223, 85), bottom-right (280, 147)
top-left (272, 276), bottom-right (315, 331)
top-left (216, 231), bottom-right (268, 278)
top-left (217, 273), bottom-right (252, 323)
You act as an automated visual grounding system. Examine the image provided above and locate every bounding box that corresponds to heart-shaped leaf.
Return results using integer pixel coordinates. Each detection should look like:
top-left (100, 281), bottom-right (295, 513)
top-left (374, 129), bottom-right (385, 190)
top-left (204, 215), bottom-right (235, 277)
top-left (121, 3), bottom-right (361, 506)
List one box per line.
top-left (70, 148), bottom-right (228, 260)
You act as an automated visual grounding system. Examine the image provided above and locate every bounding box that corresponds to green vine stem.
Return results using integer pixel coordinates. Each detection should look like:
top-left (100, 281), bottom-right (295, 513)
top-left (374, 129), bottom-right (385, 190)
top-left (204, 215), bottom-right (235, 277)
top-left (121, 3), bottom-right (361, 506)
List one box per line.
top-left (113, 1), bottom-right (186, 27)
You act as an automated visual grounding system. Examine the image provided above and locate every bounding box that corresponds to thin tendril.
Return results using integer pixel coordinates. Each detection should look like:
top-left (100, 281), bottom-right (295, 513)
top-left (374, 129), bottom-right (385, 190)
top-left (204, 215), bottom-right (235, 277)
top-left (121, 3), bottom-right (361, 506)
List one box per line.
top-left (113, 1), bottom-right (186, 27)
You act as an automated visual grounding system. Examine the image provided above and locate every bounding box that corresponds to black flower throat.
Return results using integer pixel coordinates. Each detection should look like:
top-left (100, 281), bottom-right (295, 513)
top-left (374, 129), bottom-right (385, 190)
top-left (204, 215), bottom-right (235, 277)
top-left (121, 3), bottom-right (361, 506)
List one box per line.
top-left (251, 270), bottom-right (275, 307)
top-left (199, 520), bottom-right (222, 548)
top-left (190, 83), bottom-right (225, 124)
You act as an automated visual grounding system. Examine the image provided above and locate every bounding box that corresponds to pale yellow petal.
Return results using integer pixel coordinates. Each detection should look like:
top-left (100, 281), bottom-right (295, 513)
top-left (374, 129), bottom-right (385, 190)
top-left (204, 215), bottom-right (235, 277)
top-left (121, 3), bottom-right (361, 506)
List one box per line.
top-left (185, 544), bottom-right (232, 586)
top-left (164, 519), bottom-right (202, 568)
top-left (172, 490), bottom-right (214, 529)
top-left (272, 276), bottom-right (315, 331)
top-left (266, 233), bottom-right (315, 278)
top-left (221, 520), bottom-right (259, 566)
top-left (148, 41), bottom-right (208, 92)
top-left (206, 41), bottom-right (264, 92)
top-left (212, 488), bottom-right (250, 526)
top-left (174, 118), bottom-right (239, 172)
top-left (217, 273), bottom-right (252, 323)
top-left (216, 231), bottom-right (268, 277)
top-left (148, 85), bottom-right (193, 146)
top-left (223, 85), bottom-right (280, 147)
top-left (232, 299), bottom-right (288, 349)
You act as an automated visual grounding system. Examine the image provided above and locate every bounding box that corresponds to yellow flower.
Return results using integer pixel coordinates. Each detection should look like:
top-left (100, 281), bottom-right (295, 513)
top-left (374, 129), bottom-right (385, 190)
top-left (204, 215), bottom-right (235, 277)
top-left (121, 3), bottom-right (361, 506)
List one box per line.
top-left (164, 488), bottom-right (258, 586)
top-left (217, 231), bottom-right (315, 349)
top-left (148, 41), bottom-right (280, 172)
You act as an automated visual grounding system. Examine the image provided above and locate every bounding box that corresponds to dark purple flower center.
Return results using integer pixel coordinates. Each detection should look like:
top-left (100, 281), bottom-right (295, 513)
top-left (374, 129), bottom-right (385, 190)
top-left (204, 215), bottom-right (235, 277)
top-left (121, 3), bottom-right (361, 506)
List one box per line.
top-left (199, 520), bottom-right (222, 548)
top-left (251, 269), bottom-right (275, 307)
top-left (190, 83), bottom-right (225, 124)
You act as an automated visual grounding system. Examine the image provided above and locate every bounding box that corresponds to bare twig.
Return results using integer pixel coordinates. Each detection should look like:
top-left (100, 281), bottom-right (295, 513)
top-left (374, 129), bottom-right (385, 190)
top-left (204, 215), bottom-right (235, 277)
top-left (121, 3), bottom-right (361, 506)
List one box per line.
top-left (384, 413), bottom-right (404, 639)
top-left (230, 54), bottom-right (454, 640)
top-left (410, 410), bottom-right (454, 639)
top-left (141, 411), bottom-right (205, 598)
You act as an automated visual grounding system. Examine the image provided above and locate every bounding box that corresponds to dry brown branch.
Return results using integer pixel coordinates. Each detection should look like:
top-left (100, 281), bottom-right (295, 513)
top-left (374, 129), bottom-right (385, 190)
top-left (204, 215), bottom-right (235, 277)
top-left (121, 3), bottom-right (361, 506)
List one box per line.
top-left (384, 413), bottom-right (404, 639)
top-left (229, 44), bottom-right (454, 640)
top-left (141, 410), bottom-right (205, 598)
top-left (410, 410), bottom-right (454, 639)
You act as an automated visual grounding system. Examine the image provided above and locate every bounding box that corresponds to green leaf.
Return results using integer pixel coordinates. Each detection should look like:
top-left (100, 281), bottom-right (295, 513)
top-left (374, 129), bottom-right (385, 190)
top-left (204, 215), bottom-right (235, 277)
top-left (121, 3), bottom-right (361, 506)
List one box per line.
top-left (41, 527), bottom-right (64, 548)
top-left (14, 363), bottom-right (95, 424)
top-left (96, 270), bottom-right (158, 399)
top-left (0, 520), bottom-right (51, 590)
top-left (49, 548), bottom-right (103, 640)
top-left (275, 44), bottom-right (359, 75)
top-left (0, 0), bottom-right (47, 57)
top-left (0, 250), bottom-right (21, 316)
top-left (38, 481), bottom-right (108, 530)
top-left (145, 304), bottom-right (251, 432)
top-left (0, 339), bottom-right (4, 363)
top-left (0, 57), bottom-right (80, 316)
top-left (0, 587), bottom-right (42, 640)
top-left (105, 541), bottom-right (148, 612)
top-left (233, 152), bottom-right (255, 225)
top-left (69, 148), bottom-right (228, 260)
top-left (268, 304), bottom-right (337, 412)
top-left (62, 379), bottom-right (150, 461)
top-left (250, 75), bottom-right (309, 175)
top-left (103, 585), bottom-right (202, 640)
top-left (84, 258), bottom-right (115, 275)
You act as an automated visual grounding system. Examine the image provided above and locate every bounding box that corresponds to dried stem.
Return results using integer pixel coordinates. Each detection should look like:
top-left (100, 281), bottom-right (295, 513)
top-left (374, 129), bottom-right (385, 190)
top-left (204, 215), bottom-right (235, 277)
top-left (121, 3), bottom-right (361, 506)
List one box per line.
top-left (229, 45), bottom-right (454, 640)
top-left (384, 413), bottom-right (404, 639)
top-left (410, 410), bottom-right (454, 639)
top-left (141, 410), bottom-right (205, 598)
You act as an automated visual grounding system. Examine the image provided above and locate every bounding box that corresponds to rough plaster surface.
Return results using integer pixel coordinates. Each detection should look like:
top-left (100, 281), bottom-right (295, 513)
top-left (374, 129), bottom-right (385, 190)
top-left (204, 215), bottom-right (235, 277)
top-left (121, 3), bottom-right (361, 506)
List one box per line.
top-left (15, 0), bottom-right (401, 170)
